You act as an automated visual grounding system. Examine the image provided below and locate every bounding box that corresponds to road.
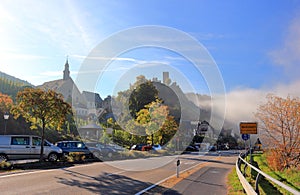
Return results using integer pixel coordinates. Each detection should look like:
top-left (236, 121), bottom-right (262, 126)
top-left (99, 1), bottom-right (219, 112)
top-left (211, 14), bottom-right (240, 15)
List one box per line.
top-left (0, 151), bottom-right (238, 194)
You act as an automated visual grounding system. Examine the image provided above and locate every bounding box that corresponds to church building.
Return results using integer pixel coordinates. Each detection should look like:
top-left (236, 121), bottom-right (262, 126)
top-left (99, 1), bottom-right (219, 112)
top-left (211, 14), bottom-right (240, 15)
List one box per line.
top-left (38, 58), bottom-right (105, 119)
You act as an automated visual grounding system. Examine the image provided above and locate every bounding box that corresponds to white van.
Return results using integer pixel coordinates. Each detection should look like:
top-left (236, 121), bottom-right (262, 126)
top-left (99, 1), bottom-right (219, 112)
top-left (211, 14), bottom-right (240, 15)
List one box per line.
top-left (0, 135), bottom-right (63, 162)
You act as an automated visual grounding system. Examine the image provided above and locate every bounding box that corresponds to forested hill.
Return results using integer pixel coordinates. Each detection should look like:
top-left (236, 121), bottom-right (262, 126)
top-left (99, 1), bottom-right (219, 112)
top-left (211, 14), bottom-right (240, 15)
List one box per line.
top-left (0, 71), bottom-right (33, 86)
top-left (0, 71), bottom-right (34, 99)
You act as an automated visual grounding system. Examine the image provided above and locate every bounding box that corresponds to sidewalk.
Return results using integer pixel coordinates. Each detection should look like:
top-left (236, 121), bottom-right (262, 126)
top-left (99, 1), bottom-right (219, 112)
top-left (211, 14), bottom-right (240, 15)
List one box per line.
top-left (164, 156), bottom-right (237, 195)
top-left (145, 155), bottom-right (237, 195)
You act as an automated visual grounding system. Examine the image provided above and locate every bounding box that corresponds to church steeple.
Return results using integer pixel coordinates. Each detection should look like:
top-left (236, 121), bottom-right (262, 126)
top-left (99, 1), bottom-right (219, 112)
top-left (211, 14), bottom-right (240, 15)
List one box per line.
top-left (63, 56), bottom-right (70, 80)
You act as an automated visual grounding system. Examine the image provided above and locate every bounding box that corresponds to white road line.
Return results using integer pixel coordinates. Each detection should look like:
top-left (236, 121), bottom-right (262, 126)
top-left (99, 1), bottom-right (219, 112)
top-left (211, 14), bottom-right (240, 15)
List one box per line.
top-left (135, 160), bottom-right (206, 195)
top-left (0, 169), bottom-right (60, 179)
top-left (0, 162), bottom-right (104, 179)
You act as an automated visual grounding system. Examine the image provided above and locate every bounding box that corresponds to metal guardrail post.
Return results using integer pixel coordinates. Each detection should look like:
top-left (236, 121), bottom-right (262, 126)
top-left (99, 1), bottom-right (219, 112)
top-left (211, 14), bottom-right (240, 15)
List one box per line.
top-left (255, 173), bottom-right (261, 195)
top-left (243, 163), bottom-right (248, 177)
top-left (236, 153), bottom-right (300, 195)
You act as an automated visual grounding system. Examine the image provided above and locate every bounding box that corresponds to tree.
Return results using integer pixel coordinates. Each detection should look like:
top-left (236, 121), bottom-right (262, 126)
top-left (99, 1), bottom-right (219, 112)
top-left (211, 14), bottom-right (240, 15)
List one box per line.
top-left (11, 88), bottom-right (73, 161)
top-left (0, 92), bottom-right (13, 111)
top-left (255, 94), bottom-right (300, 170)
top-left (136, 100), bottom-right (177, 145)
top-left (129, 80), bottom-right (158, 118)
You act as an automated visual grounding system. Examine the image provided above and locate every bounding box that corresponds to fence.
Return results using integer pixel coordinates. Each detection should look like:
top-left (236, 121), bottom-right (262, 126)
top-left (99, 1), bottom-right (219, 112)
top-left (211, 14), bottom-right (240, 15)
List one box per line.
top-left (236, 152), bottom-right (300, 195)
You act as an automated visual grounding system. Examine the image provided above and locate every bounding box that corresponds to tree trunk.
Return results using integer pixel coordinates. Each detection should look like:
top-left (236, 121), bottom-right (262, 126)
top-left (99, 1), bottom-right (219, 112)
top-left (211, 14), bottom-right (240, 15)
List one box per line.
top-left (40, 120), bottom-right (45, 161)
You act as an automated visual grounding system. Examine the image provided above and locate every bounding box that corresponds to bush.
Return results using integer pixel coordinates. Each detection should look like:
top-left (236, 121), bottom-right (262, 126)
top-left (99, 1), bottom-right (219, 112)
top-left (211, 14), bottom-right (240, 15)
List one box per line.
top-left (266, 149), bottom-right (284, 171)
top-left (62, 152), bottom-right (86, 162)
top-left (0, 161), bottom-right (11, 169)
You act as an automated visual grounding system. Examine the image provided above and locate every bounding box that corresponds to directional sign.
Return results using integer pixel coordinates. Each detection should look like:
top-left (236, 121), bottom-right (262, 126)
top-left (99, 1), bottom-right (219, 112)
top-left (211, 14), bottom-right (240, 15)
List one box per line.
top-left (240, 122), bottom-right (257, 134)
top-left (242, 134), bottom-right (250, 141)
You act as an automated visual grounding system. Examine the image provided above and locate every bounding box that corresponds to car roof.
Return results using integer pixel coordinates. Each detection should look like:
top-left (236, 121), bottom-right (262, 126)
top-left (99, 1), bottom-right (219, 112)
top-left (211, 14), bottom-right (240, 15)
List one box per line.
top-left (56, 141), bottom-right (83, 143)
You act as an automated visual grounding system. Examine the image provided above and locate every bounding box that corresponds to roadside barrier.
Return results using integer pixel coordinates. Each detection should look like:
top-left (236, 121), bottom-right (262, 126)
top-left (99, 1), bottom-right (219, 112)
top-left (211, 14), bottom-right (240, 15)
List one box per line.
top-left (236, 152), bottom-right (300, 195)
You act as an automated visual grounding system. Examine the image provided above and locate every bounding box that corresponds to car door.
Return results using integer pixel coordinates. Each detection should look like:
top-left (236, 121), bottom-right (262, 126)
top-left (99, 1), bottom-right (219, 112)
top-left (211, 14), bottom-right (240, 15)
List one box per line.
top-left (10, 136), bottom-right (31, 160)
top-left (31, 137), bottom-right (42, 159)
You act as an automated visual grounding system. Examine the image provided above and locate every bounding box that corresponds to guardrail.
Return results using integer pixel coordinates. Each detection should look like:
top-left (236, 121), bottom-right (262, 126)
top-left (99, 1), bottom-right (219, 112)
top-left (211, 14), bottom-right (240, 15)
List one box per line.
top-left (236, 152), bottom-right (300, 195)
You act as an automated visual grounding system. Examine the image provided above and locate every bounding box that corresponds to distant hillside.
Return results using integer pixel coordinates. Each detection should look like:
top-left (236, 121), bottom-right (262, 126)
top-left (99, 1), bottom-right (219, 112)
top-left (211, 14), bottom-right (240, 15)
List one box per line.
top-left (0, 71), bottom-right (33, 86)
top-left (0, 71), bottom-right (34, 100)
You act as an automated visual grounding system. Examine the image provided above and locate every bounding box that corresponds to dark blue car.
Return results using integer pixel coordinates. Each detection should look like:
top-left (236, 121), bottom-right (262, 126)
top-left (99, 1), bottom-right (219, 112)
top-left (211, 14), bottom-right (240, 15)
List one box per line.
top-left (56, 141), bottom-right (94, 158)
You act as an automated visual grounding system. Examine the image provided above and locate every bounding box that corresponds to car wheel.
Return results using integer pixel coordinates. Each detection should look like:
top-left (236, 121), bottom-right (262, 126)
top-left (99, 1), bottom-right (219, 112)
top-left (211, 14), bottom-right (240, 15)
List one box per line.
top-left (107, 152), bottom-right (113, 158)
top-left (0, 154), bottom-right (7, 163)
top-left (48, 153), bottom-right (58, 162)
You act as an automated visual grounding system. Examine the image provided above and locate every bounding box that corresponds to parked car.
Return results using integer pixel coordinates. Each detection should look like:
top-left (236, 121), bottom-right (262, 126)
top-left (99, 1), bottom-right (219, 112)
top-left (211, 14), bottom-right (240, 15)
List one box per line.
top-left (0, 135), bottom-right (62, 162)
top-left (56, 141), bottom-right (93, 159)
top-left (152, 144), bottom-right (162, 151)
top-left (86, 142), bottom-right (118, 158)
top-left (131, 144), bottom-right (152, 151)
top-left (208, 145), bottom-right (217, 152)
top-left (184, 145), bottom-right (199, 152)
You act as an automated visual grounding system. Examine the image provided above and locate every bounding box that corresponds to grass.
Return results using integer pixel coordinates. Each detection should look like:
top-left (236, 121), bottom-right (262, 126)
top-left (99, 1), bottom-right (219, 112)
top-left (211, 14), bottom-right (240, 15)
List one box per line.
top-left (253, 153), bottom-right (299, 195)
top-left (227, 153), bottom-right (299, 195)
top-left (227, 167), bottom-right (245, 195)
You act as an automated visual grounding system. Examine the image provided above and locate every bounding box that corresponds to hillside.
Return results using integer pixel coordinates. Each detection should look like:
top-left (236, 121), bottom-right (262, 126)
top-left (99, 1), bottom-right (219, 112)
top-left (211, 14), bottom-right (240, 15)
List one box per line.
top-left (0, 71), bottom-right (34, 100)
top-left (0, 71), bottom-right (33, 86)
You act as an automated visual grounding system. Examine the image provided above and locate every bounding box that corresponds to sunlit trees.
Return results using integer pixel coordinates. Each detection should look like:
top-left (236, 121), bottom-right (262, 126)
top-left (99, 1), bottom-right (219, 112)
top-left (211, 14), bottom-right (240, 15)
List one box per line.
top-left (255, 94), bottom-right (300, 170)
top-left (11, 88), bottom-right (73, 161)
top-left (135, 101), bottom-right (178, 145)
top-left (0, 92), bottom-right (13, 111)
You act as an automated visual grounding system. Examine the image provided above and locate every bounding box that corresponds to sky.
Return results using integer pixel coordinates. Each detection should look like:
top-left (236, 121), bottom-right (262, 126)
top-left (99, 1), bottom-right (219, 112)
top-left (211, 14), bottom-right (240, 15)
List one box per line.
top-left (1, 0), bottom-right (300, 126)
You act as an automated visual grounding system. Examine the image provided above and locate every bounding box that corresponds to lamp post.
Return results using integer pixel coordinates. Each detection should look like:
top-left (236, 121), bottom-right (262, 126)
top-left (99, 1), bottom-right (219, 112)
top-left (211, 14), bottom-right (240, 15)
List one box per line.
top-left (4, 112), bottom-right (9, 135)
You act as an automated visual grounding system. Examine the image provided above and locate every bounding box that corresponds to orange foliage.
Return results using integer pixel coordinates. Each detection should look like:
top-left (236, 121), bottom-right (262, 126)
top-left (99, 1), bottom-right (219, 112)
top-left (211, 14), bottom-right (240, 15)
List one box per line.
top-left (256, 94), bottom-right (300, 170)
top-left (0, 92), bottom-right (13, 111)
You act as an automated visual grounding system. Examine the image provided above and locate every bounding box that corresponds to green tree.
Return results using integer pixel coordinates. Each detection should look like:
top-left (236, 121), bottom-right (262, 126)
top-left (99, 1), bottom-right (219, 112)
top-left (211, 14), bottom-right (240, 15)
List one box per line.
top-left (11, 88), bottom-right (73, 161)
top-left (129, 80), bottom-right (158, 118)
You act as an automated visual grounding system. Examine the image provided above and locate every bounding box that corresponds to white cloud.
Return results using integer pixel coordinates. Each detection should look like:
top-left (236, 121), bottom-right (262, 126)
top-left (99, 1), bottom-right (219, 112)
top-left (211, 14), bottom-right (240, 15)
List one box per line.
top-left (269, 14), bottom-right (300, 79)
top-left (211, 80), bottom-right (300, 130)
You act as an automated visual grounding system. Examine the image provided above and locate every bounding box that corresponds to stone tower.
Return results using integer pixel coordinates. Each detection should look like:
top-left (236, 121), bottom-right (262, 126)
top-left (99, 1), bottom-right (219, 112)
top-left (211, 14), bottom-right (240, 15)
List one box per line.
top-left (63, 57), bottom-right (70, 80)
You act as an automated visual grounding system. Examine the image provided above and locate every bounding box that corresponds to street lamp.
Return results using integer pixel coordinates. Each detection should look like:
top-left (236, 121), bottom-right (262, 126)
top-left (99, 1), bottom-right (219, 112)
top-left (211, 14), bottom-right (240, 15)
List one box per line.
top-left (3, 112), bottom-right (9, 135)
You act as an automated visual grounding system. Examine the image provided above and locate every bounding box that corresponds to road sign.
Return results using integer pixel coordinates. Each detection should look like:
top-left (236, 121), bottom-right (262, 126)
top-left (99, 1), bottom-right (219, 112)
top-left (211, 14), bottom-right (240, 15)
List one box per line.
top-left (242, 134), bottom-right (250, 141)
top-left (240, 122), bottom-right (257, 134)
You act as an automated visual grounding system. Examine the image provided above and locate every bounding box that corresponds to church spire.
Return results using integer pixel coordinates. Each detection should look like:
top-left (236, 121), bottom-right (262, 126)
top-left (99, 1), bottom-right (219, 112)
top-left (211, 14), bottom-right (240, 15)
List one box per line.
top-left (63, 56), bottom-right (70, 80)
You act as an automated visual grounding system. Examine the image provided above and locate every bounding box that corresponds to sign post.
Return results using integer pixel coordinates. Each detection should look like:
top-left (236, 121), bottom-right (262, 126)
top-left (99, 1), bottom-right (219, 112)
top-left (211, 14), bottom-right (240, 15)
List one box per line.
top-left (240, 122), bottom-right (258, 165)
top-left (176, 159), bottom-right (180, 178)
top-left (242, 134), bottom-right (250, 155)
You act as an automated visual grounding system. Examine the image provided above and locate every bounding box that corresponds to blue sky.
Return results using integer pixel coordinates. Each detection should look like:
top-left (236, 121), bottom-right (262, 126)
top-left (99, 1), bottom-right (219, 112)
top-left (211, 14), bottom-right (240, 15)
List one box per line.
top-left (1, 0), bottom-right (300, 124)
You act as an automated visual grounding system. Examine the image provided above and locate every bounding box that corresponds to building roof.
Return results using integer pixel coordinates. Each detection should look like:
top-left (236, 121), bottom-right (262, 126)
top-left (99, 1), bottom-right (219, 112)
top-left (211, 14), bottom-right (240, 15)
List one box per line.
top-left (82, 91), bottom-right (103, 103)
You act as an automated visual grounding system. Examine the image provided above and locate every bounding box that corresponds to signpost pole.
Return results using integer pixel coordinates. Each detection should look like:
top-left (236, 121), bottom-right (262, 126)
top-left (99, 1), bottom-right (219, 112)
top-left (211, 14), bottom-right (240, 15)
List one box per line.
top-left (249, 137), bottom-right (252, 164)
top-left (176, 158), bottom-right (180, 178)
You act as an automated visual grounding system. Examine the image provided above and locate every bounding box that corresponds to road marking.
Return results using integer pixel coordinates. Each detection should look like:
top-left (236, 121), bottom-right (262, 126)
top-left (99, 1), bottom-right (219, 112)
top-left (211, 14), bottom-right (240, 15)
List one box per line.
top-left (0, 162), bottom-right (104, 179)
top-left (0, 169), bottom-right (60, 179)
top-left (135, 159), bottom-right (207, 195)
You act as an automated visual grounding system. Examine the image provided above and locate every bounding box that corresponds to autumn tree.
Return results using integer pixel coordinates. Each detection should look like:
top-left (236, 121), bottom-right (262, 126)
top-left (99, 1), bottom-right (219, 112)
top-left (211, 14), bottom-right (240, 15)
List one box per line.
top-left (255, 94), bottom-right (300, 170)
top-left (11, 88), bottom-right (73, 161)
top-left (136, 100), bottom-right (177, 145)
top-left (0, 92), bottom-right (13, 111)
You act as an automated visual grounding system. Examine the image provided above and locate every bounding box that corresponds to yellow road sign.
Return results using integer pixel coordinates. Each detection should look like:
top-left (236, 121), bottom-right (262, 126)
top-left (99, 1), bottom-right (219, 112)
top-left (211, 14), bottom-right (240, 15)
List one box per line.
top-left (240, 122), bottom-right (257, 134)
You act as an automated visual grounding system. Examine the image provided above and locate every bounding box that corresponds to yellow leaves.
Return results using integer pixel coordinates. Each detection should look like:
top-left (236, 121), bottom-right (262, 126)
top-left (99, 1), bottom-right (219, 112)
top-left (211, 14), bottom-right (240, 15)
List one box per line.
top-left (11, 88), bottom-right (73, 131)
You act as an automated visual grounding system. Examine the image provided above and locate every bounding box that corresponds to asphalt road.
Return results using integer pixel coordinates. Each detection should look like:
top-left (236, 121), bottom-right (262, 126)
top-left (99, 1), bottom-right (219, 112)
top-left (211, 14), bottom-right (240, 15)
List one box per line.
top-left (0, 151), bottom-right (239, 194)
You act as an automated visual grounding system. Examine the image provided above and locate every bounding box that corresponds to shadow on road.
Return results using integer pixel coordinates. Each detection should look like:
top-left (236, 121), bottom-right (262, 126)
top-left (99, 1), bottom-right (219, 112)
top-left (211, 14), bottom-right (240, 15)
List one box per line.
top-left (56, 168), bottom-right (181, 195)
